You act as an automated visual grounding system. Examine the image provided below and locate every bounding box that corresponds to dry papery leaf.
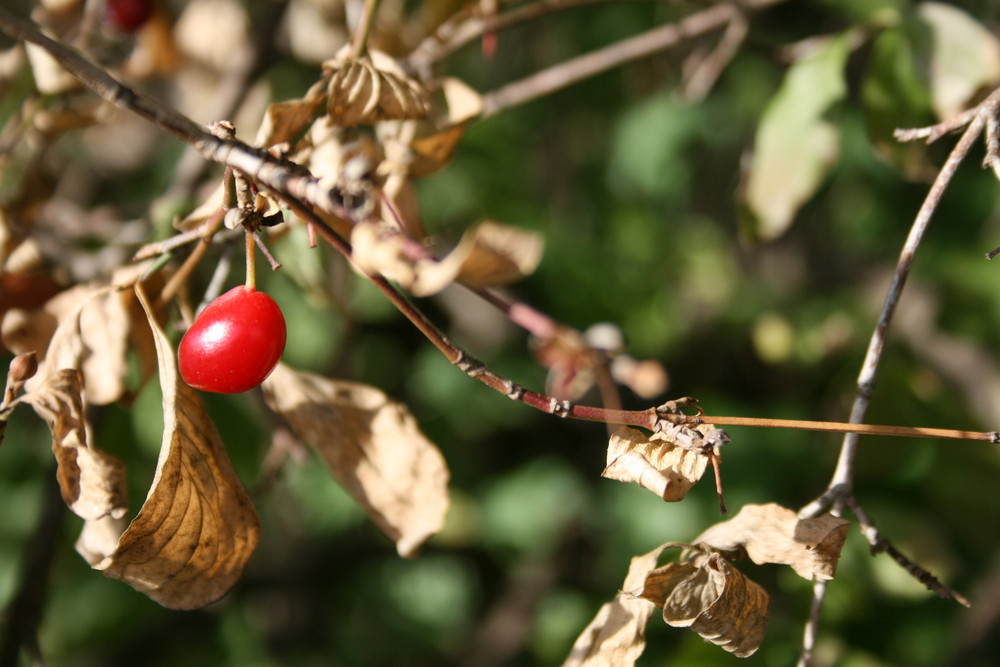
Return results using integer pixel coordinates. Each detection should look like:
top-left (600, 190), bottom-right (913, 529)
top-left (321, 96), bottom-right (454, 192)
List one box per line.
top-left (253, 79), bottom-right (327, 148)
top-left (401, 77), bottom-right (484, 178)
top-left (563, 545), bottom-right (667, 667)
top-left (350, 219), bottom-right (544, 297)
top-left (693, 502), bottom-right (850, 581)
top-left (261, 363), bottom-right (449, 557)
top-left (15, 368), bottom-right (128, 522)
top-left (89, 286), bottom-right (260, 610)
top-left (324, 47), bottom-right (429, 127)
top-left (602, 425), bottom-right (710, 501)
top-left (0, 267), bottom-right (161, 405)
top-left (635, 545), bottom-right (770, 658)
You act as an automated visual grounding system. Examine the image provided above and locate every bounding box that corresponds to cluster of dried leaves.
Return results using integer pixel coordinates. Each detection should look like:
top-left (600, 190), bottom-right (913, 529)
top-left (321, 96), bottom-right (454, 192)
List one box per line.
top-left (567, 414), bottom-right (850, 661)
top-left (567, 504), bottom-right (849, 662)
top-left (0, 272), bottom-right (451, 608)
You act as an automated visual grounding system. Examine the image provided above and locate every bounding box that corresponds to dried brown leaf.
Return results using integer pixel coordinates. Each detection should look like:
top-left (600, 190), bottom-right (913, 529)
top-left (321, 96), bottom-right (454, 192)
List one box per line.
top-left (413, 220), bottom-right (544, 296)
top-left (261, 363), bottom-right (449, 557)
top-left (407, 77), bottom-right (484, 177)
top-left (693, 502), bottom-right (850, 581)
top-left (350, 219), bottom-right (414, 285)
top-left (254, 85), bottom-right (326, 148)
top-left (637, 548), bottom-right (770, 658)
top-left (603, 426), bottom-right (709, 501)
top-left (351, 219), bottom-right (543, 297)
top-left (325, 48), bottom-right (429, 126)
top-left (563, 545), bottom-right (666, 667)
top-left (17, 369), bottom-right (128, 522)
top-left (2, 268), bottom-right (161, 405)
top-left (94, 287), bottom-right (261, 610)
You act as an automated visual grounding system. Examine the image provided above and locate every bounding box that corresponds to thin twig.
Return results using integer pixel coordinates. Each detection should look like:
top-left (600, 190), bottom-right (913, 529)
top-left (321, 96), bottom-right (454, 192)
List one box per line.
top-left (680, 3), bottom-right (748, 102)
top-left (796, 580), bottom-right (828, 667)
top-left (410, 0), bottom-right (649, 69)
top-left (350, 0), bottom-right (382, 58)
top-left (806, 106), bottom-right (988, 517)
top-left (846, 496), bottom-right (970, 606)
top-left (698, 415), bottom-right (998, 442)
top-left (478, 0), bottom-right (786, 117)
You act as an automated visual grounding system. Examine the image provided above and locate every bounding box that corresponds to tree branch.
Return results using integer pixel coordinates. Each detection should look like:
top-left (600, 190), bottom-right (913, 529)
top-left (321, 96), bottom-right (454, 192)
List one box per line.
top-left (478, 0), bottom-right (786, 117)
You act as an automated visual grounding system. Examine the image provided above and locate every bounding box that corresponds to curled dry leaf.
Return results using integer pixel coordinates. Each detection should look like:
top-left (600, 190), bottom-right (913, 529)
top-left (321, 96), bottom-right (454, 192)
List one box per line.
top-left (693, 502), bottom-right (850, 581)
top-left (261, 363), bottom-right (449, 557)
top-left (603, 425), bottom-right (709, 501)
top-left (563, 545), bottom-right (667, 667)
top-left (324, 48), bottom-right (429, 127)
top-left (350, 219), bottom-right (544, 297)
top-left (16, 369), bottom-right (128, 522)
top-left (92, 286), bottom-right (261, 610)
top-left (635, 546), bottom-right (770, 658)
top-left (413, 220), bottom-right (544, 296)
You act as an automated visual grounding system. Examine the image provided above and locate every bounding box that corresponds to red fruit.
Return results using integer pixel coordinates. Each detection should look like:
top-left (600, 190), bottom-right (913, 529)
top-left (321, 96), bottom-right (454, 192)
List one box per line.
top-left (104, 0), bottom-right (154, 33)
top-left (178, 286), bottom-right (286, 394)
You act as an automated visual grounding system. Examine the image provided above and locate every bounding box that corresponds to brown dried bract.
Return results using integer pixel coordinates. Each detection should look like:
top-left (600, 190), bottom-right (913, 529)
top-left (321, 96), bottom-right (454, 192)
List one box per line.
top-left (693, 502), bottom-right (850, 580)
top-left (602, 425), bottom-right (710, 501)
top-left (324, 48), bottom-right (429, 127)
top-left (92, 286), bottom-right (261, 610)
top-left (262, 363), bottom-right (449, 557)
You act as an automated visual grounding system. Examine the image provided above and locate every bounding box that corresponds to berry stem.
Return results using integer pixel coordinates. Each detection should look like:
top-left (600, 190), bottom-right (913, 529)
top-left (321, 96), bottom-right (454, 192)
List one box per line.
top-left (245, 228), bottom-right (257, 291)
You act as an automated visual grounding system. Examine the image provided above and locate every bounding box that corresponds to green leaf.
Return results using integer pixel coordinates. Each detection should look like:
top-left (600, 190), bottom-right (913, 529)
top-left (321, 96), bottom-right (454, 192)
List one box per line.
top-left (741, 32), bottom-right (855, 242)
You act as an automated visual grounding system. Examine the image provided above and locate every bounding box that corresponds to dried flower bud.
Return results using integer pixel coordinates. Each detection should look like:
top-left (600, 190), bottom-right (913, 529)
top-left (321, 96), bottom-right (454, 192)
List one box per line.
top-left (8, 351), bottom-right (38, 384)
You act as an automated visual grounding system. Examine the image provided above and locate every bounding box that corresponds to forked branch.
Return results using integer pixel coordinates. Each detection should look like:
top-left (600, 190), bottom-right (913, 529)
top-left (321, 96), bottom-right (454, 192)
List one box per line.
top-left (796, 86), bottom-right (1000, 666)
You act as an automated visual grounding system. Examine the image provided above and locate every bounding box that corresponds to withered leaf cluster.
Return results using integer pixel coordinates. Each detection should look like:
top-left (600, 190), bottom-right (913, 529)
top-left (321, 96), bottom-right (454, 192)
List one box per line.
top-left (3, 284), bottom-right (260, 609)
top-left (244, 35), bottom-right (539, 300)
top-left (567, 503), bottom-right (851, 662)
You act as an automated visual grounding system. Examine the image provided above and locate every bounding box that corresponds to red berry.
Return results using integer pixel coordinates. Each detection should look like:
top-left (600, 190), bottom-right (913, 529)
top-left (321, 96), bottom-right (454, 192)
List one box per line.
top-left (178, 286), bottom-right (286, 394)
top-left (104, 0), bottom-right (154, 33)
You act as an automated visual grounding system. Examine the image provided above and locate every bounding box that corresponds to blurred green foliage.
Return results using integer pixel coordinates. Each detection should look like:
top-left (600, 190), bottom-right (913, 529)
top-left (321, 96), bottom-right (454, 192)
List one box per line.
top-left (4, 0), bottom-right (1000, 665)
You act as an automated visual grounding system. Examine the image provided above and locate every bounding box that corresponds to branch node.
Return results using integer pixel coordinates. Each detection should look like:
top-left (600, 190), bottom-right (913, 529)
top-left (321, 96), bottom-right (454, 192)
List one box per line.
top-left (502, 379), bottom-right (525, 401)
top-left (549, 397), bottom-right (573, 418)
top-left (453, 350), bottom-right (487, 377)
